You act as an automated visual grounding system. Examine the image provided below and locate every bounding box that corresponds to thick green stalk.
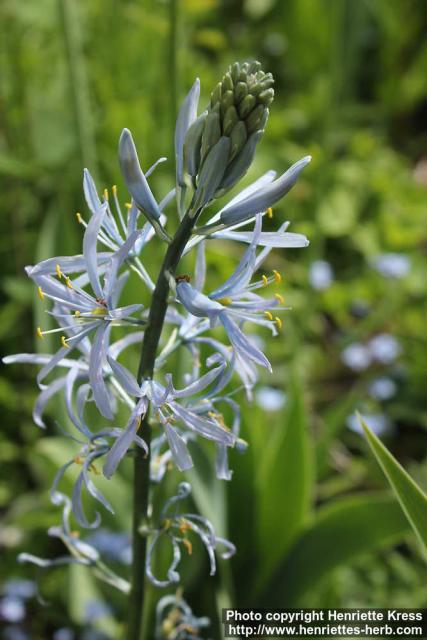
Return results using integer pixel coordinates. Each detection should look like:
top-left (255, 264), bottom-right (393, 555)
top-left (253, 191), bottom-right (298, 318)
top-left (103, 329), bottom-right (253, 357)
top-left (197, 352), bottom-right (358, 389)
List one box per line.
top-left (127, 212), bottom-right (195, 640)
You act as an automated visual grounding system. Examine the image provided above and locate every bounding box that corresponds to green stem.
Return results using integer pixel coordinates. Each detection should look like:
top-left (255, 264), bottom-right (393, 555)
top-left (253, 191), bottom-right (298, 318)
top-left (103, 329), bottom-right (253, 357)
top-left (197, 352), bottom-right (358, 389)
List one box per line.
top-left (127, 212), bottom-right (196, 640)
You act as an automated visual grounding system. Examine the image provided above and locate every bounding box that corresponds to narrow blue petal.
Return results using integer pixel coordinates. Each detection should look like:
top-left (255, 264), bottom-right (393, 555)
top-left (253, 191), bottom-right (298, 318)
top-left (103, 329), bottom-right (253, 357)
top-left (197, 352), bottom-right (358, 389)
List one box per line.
top-left (118, 129), bottom-right (161, 220)
top-left (220, 312), bottom-right (272, 371)
top-left (103, 230), bottom-right (142, 306)
top-left (33, 376), bottom-right (67, 428)
top-left (175, 78), bottom-right (200, 185)
top-left (107, 355), bottom-right (141, 397)
top-left (103, 398), bottom-right (148, 478)
top-left (83, 202), bottom-right (108, 300)
top-left (220, 156), bottom-right (311, 226)
top-left (164, 424), bottom-right (193, 471)
top-left (89, 323), bottom-right (114, 420)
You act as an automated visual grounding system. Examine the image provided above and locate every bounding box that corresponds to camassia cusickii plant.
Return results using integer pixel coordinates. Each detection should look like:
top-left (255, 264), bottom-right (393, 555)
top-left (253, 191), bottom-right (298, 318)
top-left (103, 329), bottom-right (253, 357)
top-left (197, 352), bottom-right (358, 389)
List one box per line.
top-left (4, 61), bottom-right (310, 639)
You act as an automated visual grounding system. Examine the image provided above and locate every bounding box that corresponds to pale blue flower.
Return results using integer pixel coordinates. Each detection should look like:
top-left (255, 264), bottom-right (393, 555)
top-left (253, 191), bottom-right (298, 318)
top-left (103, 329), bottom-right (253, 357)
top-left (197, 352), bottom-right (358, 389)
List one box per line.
top-left (368, 377), bottom-right (397, 401)
top-left (25, 208), bottom-right (145, 419)
top-left (373, 253), bottom-right (410, 279)
top-left (19, 492), bottom-right (130, 594)
top-left (341, 343), bottom-right (372, 371)
top-left (347, 412), bottom-right (391, 436)
top-left (85, 529), bottom-right (132, 565)
top-left (2, 580), bottom-right (36, 600)
top-left (309, 260), bottom-right (334, 290)
top-left (82, 167), bottom-right (172, 290)
top-left (155, 594), bottom-right (210, 640)
top-left (368, 334), bottom-right (401, 364)
top-left (176, 216), bottom-right (286, 372)
top-left (255, 385), bottom-right (287, 411)
top-left (103, 358), bottom-right (235, 477)
top-left (0, 597), bottom-right (25, 623)
top-left (146, 483), bottom-right (235, 588)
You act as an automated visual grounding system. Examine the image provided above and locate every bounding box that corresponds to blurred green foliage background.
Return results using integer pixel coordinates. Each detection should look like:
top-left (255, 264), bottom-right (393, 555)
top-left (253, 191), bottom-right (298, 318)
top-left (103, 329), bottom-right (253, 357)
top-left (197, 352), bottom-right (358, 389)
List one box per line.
top-left (1, 0), bottom-right (427, 638)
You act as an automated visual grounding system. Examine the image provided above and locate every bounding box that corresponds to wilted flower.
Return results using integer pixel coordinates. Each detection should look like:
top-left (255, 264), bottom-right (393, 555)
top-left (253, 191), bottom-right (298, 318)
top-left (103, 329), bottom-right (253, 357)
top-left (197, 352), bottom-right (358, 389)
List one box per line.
top-left (146, 483), bottom-right (235, 588)
top-left (19, 492), bottom-right (130, 594)
top-left (156, 593), bottom-right (210, 640)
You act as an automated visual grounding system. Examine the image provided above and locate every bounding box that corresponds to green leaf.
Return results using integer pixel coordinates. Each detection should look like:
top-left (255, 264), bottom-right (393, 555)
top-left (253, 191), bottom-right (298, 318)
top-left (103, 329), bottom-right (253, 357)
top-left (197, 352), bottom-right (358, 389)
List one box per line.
top-left (254, 369), bottom-right (313, 590)
top-left (360, 414), bottom-right (427, 550)
top-left (261, 493), bottom-right (410, 606)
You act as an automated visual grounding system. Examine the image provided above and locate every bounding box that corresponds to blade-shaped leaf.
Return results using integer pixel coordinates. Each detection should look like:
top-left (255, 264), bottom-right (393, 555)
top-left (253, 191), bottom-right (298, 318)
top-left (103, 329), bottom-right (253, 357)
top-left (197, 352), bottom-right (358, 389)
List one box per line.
top-left (254, 369), bottom-right (313, 591)
top-left (261, 493), bottom-right (410, 606)
top-left (360, 414), bottom-right (427, 550)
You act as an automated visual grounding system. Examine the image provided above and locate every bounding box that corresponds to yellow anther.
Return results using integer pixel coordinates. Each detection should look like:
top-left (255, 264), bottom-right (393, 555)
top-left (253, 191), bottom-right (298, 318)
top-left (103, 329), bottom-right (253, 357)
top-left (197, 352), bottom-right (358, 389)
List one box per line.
top-left (36, 327), bottom-right (44, 339)
top-left (91, 307), bottom-right (107, 316)
top-left (275, 293), bottom-right (285, 304)
top-left (76, 212), bottom-right (83, 224)
top-left (74, 310), bottom-right (81, 317)
top-left (61, 336), bottom-right (70, 349)
top-left (275, 316), bottom-right (283, 330)
top-left (56, 264), bottom-right (63, 279)
top-left (179, 518), bottom-right (191, 533)
top-left (103, 188), bottom-right (109, 201)
top-left (273, 269), bottom-right (282, 283)
top-left (218, 296), bottom-right (233, 306)
top-left (37, 286), bottom-right (45, 301)
top-left (182, 539), bottom-right (193, 555)
top-left (125, 202), bottom-right (132, 209)
top-left (266, 207), bottom-right (273, 219)
top-left (74, 456), bottom-right (84, 465)
top-left (65, 277), bottom-right (73, 289)
top-left (112, 184), bottom-right (117, 195)
top-left (264, 311), bottom-right (273, 321)
top-left (262, 274), bottom-right (269, 287)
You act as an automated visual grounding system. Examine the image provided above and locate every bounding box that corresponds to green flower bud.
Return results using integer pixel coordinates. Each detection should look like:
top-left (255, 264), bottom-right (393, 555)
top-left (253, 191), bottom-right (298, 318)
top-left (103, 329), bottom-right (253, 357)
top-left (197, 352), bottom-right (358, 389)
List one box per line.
top-left (183, 60), bottom-right (274, 199)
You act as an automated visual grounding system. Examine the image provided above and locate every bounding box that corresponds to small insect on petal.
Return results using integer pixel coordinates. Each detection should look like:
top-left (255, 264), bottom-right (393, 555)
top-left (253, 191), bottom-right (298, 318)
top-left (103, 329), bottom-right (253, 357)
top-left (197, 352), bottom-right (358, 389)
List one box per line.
top-left (273, 269), bottom-right (282, 283)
